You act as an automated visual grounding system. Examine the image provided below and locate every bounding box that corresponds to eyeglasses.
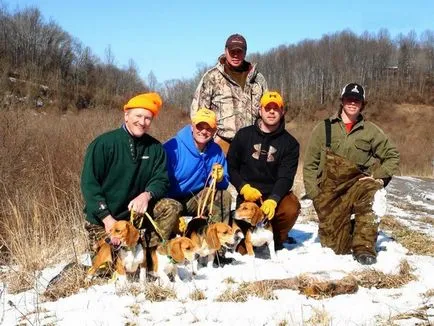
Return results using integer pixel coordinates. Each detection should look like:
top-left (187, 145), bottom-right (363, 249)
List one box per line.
top-left (263, 105), bottom-right (282, 112)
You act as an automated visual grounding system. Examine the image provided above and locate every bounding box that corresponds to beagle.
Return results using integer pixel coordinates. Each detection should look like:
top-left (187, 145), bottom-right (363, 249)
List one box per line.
top-left (185, 218), bottom-right (243, 270)
top-left (155, 236), bottom-right (199, 282)
top-left (234, 202), bottom-right (277, 260)
top-left (87, 220), bottom-right (145, 284)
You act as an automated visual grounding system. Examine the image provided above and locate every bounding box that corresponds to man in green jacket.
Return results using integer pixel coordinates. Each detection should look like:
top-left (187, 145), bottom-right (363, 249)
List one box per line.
top-left (303, 83), bottom-right (400, 265)
top-left (81, 92), bottom-right (181, 251)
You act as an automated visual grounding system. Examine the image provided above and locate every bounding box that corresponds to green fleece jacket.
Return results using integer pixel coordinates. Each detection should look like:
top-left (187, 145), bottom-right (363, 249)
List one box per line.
top-left (81, 126), bottom-right (169, 225)
top-left (303, 114), bottom-right (400, 199)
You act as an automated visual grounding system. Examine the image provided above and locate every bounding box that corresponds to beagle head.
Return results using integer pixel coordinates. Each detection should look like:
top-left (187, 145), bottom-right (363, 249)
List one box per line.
top-left (157, 237), bottom-right (198, 264)
top-left (234, 202), bottom-right (265, 226)
top-left (205, 222), bottom-right (241, 250)
top-left (109, 220), bottom-right (140, 248)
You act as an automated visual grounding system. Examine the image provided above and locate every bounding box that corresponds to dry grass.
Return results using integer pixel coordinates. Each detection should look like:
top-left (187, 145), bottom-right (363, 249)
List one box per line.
top-left (352, 260), bottom-right (416, 289)
top-left (423, 289), bottom-right (434, 298)
top-left (419, 216), bottom-right (434, 226)
top-left (3, 268), bottom-right (35, 294)
top-left (304, 306), bottom-right (332, 326)
top-left (189, 288), bottom-right (207, 301)
top-left (215, 281), bottom-right (277, 302)
top-left (388, 305), bottom-right (431, 324)
top-left (380, 216), bottom-right (434, 256)
top-left (42, 263), bottom-right (91, 301)
top-left (143, 283), bottom-right (177, 302)
top-left (223, 277), bottom-right (236, 284)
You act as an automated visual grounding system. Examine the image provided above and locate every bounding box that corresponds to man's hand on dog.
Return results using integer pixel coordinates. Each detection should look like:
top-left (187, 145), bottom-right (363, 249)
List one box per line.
top-left (128, 191), bottom-right (152, 214)
top-left (240, 184), bottom-right (263, 202)
top-left (260, 199), bottom-right (277, 220)
top-left (102, 215), bottom-right (121, 246)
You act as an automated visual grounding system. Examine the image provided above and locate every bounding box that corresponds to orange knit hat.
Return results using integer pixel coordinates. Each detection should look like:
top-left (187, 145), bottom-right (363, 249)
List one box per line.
top-left (123, 92), bottom-right (163, 116)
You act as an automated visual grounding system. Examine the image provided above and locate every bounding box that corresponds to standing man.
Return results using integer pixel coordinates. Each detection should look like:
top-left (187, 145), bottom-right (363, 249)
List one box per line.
top-left (191, 33), bottom-right (268, 154)
top-left (164, 108), bottom-right (232, 224)
top-left (81, 92), bottom-right (182, 252)
top-left (303, 83), bottom-right (400, 265)
top-left (227, 91), bottom-right (300, 251)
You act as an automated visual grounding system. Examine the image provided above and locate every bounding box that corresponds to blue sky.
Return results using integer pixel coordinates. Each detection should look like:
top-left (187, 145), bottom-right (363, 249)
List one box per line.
top-left (5, 0), bottom-right (434, 84)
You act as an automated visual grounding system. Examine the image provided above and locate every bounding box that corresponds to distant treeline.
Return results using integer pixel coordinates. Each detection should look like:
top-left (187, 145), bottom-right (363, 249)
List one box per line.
top-left (167, 29), bottom-right (434, 115)
top-left (0, 6), bottom-right (145, 111)
top-left (1, 6), bottom-right (433, 113)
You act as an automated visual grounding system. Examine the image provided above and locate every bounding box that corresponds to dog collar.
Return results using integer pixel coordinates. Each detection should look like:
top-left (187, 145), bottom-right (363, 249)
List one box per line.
top-left (167, 255), bottom-right (178, 264)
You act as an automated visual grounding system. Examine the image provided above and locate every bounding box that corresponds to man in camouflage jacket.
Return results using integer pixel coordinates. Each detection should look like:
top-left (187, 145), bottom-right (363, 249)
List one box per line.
top-left (191, 34), bottom-right (267, 154)
top-left (303, 83), bottom-right (400, 265)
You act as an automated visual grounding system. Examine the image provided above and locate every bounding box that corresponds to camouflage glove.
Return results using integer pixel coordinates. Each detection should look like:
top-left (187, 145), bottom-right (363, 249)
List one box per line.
top-left (211, 163), bottom-right (224, 182)
top-left (261, 199), bottom-right (277, 220)
top-left (240, 184), bottom-right (262, 202)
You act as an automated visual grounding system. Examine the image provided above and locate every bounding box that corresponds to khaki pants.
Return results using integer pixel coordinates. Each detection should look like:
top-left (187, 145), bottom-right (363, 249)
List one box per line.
top-left (272, 192), bottom-right (301, 245)
top-left (313, 150), bottom-right (382, 256)
top-left (85, 198), bottom-right (182, 253)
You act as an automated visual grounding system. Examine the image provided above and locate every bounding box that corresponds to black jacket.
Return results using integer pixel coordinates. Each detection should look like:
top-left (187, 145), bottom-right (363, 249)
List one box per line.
top-left (227, 118), bottom-right (299, 204)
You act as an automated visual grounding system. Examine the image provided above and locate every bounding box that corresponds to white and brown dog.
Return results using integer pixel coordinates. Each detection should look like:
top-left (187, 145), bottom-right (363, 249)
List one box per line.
top-left (185, 218), bottom-right (243, 271)
top-left (233, 201), bottom-right (277, 260)
top-left (87, 220), bottom-right (146, 284)
top-left (155, 236), bottom-right (199, 282)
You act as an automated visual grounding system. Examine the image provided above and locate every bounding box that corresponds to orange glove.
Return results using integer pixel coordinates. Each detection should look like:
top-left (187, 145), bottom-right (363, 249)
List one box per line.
top-left (261, 199), bottom-right (277, 220)
top-left (240, 184), bottom-right (262, 202)
top-left (211, 163), bottom-right (224, 182)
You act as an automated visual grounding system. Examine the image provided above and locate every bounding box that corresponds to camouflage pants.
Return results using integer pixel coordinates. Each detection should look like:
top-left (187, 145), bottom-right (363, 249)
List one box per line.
top-left (85, 198), bottom-right (182, 253)
top-left (177, 188), bottom-right (232, 224)
top-left (313, 150), bottom-right (382, 256)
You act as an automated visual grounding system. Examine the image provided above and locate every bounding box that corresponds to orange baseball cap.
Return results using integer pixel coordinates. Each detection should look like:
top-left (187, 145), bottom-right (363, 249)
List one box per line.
top-left (192, 108), bottom-right (217, 129)
top-left (260, 91), bottom-right (284, 109)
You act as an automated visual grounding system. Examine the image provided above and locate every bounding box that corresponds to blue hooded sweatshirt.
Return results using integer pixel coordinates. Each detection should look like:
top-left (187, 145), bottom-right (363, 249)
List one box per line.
top-left (163, 125), bottom-right (229, 199)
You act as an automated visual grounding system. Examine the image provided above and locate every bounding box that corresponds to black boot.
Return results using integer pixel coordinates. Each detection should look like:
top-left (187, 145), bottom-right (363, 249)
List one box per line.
top-left (354, 253), bottom-right (377, 265)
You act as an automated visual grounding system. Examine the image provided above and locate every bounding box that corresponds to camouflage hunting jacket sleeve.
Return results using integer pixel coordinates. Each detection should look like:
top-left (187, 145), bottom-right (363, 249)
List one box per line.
top-left (190, 59), bottom-right (268, 140)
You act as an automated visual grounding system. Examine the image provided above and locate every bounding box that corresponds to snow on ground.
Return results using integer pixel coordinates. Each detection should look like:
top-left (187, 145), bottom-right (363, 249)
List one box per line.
top-left (1, 176), bottom-right (433, 325)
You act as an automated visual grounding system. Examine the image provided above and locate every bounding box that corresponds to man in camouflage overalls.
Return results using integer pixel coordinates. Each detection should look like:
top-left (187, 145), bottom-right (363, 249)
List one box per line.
top-left (303, 83), bottom-right (400, 265)
top-left (191, 34), bottom-right (268, 154)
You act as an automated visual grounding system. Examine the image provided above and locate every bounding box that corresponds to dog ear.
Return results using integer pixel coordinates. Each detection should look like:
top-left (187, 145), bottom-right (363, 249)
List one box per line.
top-left (252, 204), bottom-right (264, 225)
top-left (169, 239), bottom-right (185, 263)
top-left (125, 222), bottom-right (140, 247)
top-left (205, 226), bottom-right (221, 250)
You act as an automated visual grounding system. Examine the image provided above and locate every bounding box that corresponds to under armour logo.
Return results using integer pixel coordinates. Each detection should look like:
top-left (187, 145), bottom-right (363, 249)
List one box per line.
top-left (351, 85), bottom-right (359, 93)
top-left (251, 144), bottom-right (277, 162)
top-left (267, 146), bottom-right (277, 162)
top-left (252, 144), bottom-right (261, 160)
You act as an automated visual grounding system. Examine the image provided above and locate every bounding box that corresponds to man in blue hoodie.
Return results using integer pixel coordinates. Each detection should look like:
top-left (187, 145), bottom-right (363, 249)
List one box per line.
top-left (164, 108), bottom-right (232, 225)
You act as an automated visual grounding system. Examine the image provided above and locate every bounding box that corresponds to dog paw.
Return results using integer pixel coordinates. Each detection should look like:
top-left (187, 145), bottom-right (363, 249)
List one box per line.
top-left (115, 274), bottom-right (127, 286)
